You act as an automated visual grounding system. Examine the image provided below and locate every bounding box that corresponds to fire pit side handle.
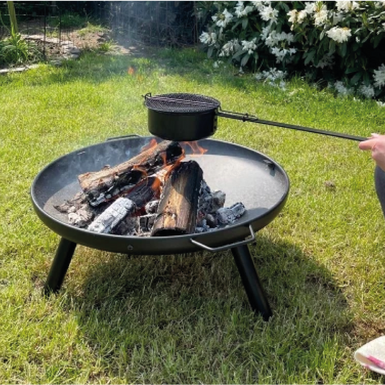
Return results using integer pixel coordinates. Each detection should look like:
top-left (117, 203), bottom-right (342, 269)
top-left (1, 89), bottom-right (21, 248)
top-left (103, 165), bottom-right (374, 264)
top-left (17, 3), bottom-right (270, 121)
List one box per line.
top-left (190, 224), bottom-right (255, 252)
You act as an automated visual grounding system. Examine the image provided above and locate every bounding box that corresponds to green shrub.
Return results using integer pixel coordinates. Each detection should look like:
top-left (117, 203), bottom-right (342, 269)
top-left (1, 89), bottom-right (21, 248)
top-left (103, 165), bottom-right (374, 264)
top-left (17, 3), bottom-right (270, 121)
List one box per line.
top-left (0, 33), bottom-right (38, 65)
top-left (198, 1), bottom-right (385, 99)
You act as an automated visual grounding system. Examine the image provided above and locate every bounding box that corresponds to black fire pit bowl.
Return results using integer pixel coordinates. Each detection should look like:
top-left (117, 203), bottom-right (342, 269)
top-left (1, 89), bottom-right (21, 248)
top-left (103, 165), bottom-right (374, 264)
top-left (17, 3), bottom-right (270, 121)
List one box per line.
top-left (31, 135), bottom-right (289, 320)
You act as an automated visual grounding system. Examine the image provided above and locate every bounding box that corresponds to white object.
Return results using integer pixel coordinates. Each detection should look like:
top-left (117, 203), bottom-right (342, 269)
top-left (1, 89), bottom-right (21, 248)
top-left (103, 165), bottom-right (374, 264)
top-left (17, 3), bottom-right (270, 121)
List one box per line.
top-left (354, 335), bottom-right (385, 375)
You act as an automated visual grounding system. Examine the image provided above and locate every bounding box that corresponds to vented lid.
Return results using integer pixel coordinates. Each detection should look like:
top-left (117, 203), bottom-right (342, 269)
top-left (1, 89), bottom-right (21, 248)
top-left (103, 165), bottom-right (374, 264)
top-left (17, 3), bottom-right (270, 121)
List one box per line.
top-left (144, 93), bottom-right (220, 113)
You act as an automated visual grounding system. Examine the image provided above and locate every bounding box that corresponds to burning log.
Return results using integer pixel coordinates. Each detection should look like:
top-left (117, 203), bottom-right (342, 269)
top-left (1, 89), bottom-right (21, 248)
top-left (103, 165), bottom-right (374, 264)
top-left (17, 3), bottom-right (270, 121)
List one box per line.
top-left (152, 160), bottom-right (203, 236)
top-left (78, 140), bottom-right (184, 206)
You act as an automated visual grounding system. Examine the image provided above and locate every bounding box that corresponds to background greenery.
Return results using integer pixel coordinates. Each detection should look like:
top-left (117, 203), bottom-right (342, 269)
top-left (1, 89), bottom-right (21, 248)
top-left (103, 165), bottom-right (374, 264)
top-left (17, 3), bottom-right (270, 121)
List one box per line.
top-left (1, 48), bottom-right (385, 383)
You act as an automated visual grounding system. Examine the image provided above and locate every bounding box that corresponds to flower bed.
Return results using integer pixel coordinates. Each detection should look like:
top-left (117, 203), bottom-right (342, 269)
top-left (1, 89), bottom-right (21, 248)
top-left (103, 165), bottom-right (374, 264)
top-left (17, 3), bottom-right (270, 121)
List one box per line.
top-left (198, 1), bottom-right (385, 99)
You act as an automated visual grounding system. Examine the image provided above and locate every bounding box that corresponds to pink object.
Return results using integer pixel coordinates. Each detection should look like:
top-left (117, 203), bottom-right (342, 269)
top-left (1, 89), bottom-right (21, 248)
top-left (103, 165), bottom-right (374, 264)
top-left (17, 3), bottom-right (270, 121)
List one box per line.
top-left (355, 336), bottom-right (385, 375)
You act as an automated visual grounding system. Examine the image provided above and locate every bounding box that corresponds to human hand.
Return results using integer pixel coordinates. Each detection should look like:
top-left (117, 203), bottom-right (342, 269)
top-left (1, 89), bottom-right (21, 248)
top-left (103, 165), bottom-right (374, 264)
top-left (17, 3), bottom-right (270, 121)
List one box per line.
top-left (359, 133), bottom-right (385, 171)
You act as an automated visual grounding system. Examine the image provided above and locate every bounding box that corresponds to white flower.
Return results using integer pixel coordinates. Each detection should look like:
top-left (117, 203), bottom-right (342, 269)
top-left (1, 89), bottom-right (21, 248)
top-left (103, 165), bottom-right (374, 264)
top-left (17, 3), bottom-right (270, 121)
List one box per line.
top-left (326, 27), bottom-right (352, 43)
top-left (336, 1), bottom-right (359, 12)
top-left (235, 1), bottom-right (255, 17)
top-left (358, 84), bottom-right (375, 99)
top-left (297, 10), bottom-right (308, 24)
top-left (271, 47), bottom-right (296, 63)
top-left (334, 81), bottom-right (353, 96)
top-left (374, 64), bottom-right (385, 88)
top-left (263, 30), bottom-right (294, 47)
top-left (314, 4), bottom-right (328, 27)
top-left (199, 31), bottom-right (217, 46)
top-left (315, 54), bottom-right (334, 68)
top-left (255, 68), bottom-right (287, 88)
top-left (213, 8), bottom-right (233, 28)
top-left (241, 38), bottom-right (257, 54)
top-left (259, 5), bottom-right (278, 23)
top-left (250, 0), bottom-right (263, 8)
top-left (304, 2), bottom-right (316, 14)
top-left (287, 9), bottom-right (297, 24)
top-left (219, 39), bottom-right (241, 57)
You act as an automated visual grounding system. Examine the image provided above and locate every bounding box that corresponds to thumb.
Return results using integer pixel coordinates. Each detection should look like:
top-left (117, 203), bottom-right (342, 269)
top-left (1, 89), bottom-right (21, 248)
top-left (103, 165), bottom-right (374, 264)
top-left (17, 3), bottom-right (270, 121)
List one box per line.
top-left (359, 138), bottom-right (376, 151)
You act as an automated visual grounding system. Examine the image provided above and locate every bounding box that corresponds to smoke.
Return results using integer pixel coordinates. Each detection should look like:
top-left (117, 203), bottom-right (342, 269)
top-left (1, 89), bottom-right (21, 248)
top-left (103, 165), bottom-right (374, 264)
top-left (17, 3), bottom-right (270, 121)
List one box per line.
top-left (109, 2), bottom-right (197, 48)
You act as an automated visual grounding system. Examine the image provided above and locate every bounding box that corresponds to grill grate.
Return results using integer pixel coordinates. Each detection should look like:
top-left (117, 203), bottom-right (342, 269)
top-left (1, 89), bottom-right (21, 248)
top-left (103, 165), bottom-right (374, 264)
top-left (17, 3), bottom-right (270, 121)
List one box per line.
top-left (144, 93), bottom-right (220, 113)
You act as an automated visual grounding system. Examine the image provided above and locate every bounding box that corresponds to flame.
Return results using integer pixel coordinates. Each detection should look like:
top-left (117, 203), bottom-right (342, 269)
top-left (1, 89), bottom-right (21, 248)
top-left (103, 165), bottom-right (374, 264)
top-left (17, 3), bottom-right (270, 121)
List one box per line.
top-left (132, 165), bottom-right (148, 180)
top-left (141, 138), bottom-right (158, 152)
top-left (183, 141), bottom-right (208, 156)
top-left (128, 66), bottom-right (135, 76)
top-left (151, 177), bottom-right (162, 192)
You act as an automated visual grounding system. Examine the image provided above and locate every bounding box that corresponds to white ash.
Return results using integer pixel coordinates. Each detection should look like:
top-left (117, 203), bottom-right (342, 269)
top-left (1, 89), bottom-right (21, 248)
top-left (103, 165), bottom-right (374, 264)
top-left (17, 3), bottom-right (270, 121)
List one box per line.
top-left (139, 214), bottom-right (157, 232)
top-left (145, 200), bottom-right (159, 214)
top-left (112, 216), bottom-right (139, 236)
top-left (88, 197), bottom-right (136, 233)
top-left (216, 202), bottom-right (246, 225)
top-left (197, 180), bottom-right (226, 215)
top-left (68, 209), bottom-right (94, 227)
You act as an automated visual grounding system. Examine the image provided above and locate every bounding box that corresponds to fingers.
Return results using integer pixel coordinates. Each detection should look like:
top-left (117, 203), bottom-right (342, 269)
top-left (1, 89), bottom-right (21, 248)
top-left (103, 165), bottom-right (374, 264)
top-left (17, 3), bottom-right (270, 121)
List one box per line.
top-left (359, 138), bottom-right (376, 151)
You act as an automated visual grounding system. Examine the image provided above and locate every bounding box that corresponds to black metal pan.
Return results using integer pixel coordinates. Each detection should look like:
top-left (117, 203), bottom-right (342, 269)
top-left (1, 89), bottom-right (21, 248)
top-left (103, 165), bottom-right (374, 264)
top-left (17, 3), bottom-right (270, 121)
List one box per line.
top-left (31, 135), bottom-right (289, 255)
top-left (144, 92), bottom-right (367, 142)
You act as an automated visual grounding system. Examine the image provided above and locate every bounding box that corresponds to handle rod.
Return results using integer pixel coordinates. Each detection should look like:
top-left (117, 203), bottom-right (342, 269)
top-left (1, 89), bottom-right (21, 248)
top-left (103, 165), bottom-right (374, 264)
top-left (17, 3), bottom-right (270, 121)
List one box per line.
top-left (218, 110), bottom-right (367, 142)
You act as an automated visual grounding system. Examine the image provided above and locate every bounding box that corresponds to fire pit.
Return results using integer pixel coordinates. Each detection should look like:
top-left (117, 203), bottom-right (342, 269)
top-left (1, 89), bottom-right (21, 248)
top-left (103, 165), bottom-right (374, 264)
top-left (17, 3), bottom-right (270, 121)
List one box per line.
top-left (31, 134), bottom-right (289, 321)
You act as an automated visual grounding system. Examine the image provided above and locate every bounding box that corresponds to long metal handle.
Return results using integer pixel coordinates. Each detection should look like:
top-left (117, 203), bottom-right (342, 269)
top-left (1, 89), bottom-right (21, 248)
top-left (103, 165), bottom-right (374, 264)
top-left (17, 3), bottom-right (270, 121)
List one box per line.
top-left (190, 224), bottom-right (255, 252)
top-left (218, 110), bottom-right (367, 142)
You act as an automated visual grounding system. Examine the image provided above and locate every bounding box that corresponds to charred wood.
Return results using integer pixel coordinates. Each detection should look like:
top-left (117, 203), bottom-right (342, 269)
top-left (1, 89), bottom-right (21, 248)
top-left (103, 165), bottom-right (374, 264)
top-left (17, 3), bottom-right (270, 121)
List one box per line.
top-left (88, 198), bottom-right (136, 233)
top-left (152, 161), bottom-right (203, 236)
top-left (216, 202), bottom-right (246, 225)
top-left (78, 140), bottom-right (184, 206)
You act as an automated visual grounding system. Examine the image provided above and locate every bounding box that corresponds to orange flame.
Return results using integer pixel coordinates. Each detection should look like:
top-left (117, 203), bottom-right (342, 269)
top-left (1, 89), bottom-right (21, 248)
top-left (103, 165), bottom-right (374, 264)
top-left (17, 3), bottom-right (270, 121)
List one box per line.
top-left (141, 138), bottom-right (158, 152)
top-left (183, 141), bottom-right (208, 156)
top-left (151, 177), bottom-right (162, 193)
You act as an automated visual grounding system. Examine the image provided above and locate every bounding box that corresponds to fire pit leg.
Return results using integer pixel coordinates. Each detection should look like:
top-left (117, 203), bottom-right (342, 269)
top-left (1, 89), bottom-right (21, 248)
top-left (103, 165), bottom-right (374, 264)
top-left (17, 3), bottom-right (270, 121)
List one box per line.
top-left (44, 238), bottom-right (77, 294)
top-left (231, 245), bottom-right (272, 321)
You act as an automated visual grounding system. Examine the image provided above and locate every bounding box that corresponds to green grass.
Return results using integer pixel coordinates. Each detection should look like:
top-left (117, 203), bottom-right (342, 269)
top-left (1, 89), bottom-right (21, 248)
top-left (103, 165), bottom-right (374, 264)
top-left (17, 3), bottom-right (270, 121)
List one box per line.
top-left (1, 48), bottom-right (385, 383)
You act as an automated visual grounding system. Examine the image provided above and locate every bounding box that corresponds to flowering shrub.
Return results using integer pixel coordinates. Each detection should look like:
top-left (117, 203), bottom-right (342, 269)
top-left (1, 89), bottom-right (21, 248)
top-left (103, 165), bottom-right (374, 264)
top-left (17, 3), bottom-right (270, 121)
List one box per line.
top-left (197, 1), bottom-right (385, 99)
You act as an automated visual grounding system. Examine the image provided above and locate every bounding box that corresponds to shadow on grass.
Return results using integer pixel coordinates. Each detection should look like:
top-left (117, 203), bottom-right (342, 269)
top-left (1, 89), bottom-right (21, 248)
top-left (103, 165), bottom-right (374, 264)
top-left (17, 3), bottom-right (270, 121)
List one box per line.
top-left (60, 232), bottom-right (354, 383)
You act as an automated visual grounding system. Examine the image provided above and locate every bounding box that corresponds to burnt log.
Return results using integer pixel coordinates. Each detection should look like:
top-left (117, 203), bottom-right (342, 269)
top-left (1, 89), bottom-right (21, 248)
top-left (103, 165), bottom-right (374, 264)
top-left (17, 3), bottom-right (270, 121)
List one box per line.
top-left (88, 176), bottom-right (162, 234)
top-left (78, 140), bottom-right (184, 206)
top-left (152, 160), bottom-right (203, 236)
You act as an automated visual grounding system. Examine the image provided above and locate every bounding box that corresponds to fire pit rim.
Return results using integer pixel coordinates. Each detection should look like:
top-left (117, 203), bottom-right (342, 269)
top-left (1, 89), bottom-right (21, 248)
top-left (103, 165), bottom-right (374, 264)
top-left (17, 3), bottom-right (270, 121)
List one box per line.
top-left (31, 136), bottom-right (290, 253)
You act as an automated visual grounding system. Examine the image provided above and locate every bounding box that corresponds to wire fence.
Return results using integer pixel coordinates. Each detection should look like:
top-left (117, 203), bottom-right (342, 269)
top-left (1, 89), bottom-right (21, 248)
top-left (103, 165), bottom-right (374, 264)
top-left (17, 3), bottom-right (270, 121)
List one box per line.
top-left (0, 1), bottom-right (201, 59)
top-left (0, 2), bottom-right (64, 60)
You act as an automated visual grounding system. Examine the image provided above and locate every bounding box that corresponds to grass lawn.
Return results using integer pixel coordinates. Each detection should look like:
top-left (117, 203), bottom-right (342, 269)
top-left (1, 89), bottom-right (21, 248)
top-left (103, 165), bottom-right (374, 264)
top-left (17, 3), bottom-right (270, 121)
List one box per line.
top-left (1, 47), bottom-right (385, 384)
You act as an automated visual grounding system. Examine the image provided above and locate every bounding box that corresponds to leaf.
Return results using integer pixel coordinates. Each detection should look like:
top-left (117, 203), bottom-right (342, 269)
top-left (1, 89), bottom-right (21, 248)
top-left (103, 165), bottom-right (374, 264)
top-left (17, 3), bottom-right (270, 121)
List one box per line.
top-left (241, 53), bottom-right (250, 67)
top-left (329, 40), bottom-right (336, 55)
top-left (373, 34), bottom-right (383, 48)
top-left (207, 46), bottom-right (213, 58)
top-left (345, 66), bottom-right (361, 74)
top-left (340, 43), bottom-right (347, 57)
top-left (363, 72), bottom-right (371, 86)
top-left (232, 49), bottom-right (245, 59)
top-left (350, 71), bottom-right (362, 86)
top-left (242, 18), bottom-right (248, 30)
top-left (304, 49), bottom-right (316, 65)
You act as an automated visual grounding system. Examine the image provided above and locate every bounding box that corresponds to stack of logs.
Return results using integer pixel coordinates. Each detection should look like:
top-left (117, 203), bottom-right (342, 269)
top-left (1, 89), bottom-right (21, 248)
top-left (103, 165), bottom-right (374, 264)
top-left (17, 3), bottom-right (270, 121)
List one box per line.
top-left (55, 140), bottom-right (246, 236)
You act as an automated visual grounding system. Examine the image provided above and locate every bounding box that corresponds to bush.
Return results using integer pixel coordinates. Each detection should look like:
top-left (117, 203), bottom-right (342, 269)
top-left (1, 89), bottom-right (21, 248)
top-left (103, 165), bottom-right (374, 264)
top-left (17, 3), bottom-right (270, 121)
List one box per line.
top-left (197, 1), bottom-right (385, 99)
